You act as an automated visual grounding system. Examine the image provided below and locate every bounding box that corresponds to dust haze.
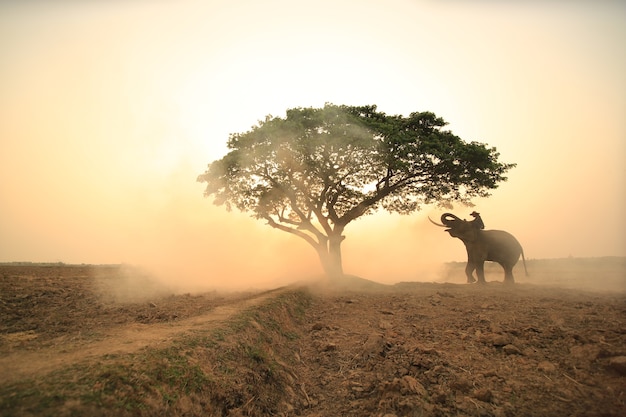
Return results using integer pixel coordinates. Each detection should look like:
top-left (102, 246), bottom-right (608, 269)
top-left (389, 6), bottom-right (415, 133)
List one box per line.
top-left (1, 1), bottom-right (625, 298)
top-left (1, 159), bottom-right (624, 296)
top-left (1, 154), bottom-right (623, 296)
top-left (72, 184), bottom-right (626, 298)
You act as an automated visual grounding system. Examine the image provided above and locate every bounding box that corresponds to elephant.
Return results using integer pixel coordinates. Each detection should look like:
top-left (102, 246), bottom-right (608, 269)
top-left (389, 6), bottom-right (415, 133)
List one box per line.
top-left (430, 213), bottom-right (527, 284)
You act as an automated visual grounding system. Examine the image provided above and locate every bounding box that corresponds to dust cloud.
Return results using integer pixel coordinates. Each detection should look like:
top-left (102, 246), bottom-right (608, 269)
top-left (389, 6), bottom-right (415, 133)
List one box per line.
top-left (112, 198), bottom-right (625, 297)
top-left (92, 265), bottom-right (175, 304)
top-left (3, 154), bottom-right (624, 297)
top-left (1, 0), bottom-right (625, 302)
top-left (113, 195), bottom-right (457, 295)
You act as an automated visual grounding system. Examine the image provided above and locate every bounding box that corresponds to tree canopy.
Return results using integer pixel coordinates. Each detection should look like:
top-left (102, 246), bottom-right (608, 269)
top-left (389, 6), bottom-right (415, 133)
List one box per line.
top-left (198, 104), bottom-right (515, 278)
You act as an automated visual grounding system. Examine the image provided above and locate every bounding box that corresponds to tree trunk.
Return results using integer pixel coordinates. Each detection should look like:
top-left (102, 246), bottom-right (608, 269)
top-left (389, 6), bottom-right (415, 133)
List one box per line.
top-left (316, 233), bottom-right (345, 279)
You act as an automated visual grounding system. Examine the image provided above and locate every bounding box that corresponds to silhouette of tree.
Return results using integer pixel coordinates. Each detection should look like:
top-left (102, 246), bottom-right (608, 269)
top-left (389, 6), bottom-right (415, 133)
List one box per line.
top-left (198, 104), bottom-right (515, 278)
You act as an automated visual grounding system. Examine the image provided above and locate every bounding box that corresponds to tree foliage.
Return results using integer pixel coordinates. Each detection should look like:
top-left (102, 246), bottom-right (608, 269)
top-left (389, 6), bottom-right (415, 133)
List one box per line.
top-left (198, 104), bottom-right (515, 277)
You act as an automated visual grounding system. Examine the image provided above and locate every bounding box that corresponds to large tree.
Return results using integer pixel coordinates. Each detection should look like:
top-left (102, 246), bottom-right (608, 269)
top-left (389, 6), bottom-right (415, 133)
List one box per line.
top-left (198, 104), bottom-right (515, 278)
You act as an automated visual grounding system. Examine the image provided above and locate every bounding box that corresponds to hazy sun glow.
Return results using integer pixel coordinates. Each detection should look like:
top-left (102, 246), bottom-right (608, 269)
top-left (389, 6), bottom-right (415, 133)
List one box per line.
top-left (1, 0), bottom-right (624, 289)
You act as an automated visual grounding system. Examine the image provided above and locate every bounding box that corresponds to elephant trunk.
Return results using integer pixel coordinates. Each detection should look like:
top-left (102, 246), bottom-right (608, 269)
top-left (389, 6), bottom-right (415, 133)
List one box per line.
top-left (441, 213), bottom-right (462, 227)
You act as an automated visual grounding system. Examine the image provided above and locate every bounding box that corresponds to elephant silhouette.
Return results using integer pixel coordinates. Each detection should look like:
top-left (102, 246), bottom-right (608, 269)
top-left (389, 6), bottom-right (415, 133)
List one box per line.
top-left (430, 213), bottom-right (527, 284)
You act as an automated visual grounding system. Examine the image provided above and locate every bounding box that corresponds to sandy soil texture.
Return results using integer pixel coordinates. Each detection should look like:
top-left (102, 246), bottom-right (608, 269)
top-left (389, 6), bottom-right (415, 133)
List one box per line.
top-left (1, 262), bottom-right (625, 416)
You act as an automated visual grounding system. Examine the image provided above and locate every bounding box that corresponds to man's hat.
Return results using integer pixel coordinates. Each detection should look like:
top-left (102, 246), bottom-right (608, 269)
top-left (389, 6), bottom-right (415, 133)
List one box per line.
top-left (470, 211), bottom-right (480, 216)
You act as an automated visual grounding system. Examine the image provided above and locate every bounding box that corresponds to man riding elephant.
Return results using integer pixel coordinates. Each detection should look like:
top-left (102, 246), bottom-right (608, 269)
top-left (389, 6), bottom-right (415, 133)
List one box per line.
top-left (430, 212), bottom-right (527, 284)
top-left (470, 211), bottom-right (485, 230)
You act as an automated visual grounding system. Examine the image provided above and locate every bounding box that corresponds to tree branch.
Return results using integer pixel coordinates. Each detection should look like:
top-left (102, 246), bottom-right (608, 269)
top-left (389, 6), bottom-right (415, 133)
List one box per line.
top-left (338, 173), bottom-right (418, 225)
top-left (263, 215), bottom-right (321, 249)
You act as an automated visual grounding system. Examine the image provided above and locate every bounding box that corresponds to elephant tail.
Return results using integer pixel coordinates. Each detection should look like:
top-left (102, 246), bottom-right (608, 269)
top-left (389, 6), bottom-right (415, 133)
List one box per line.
top-left (521, 249), bottom-right (529, 277)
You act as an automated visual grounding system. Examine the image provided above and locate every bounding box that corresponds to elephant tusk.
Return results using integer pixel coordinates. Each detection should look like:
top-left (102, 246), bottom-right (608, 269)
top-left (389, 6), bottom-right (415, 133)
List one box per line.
top-left (428, 217), bottom-right (447, 227)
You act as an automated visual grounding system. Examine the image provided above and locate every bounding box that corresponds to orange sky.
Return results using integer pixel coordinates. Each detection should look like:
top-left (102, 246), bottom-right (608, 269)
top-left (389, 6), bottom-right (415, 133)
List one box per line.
top-left (1, 0), bottom-right (625, 288)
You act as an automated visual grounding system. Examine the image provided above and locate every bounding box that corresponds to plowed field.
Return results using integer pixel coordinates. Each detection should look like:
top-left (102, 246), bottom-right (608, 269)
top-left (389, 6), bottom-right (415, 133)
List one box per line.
top-left (1, 261), bottom-right (625, 416)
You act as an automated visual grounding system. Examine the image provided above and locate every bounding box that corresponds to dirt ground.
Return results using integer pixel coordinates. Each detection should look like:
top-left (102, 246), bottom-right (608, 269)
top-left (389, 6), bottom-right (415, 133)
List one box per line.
top-left (1, 261), bottom-right (625, 416)
top-left (0, 264), bottom-right (271, 383)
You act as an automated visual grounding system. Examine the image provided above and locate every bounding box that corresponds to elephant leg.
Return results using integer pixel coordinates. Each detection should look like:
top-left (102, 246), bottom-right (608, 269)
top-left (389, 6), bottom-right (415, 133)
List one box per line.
top-left (464, 263), bottom-right (476, 283)
top-left (503, 265), bottom-right (515, 284)
top-left (475, 262), bottom-right (486, 284)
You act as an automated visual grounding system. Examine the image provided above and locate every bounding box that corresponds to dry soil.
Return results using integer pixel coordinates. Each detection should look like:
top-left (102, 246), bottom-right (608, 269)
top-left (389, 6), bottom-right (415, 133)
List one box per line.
top-left (1, 262), bottom-right (625, 416)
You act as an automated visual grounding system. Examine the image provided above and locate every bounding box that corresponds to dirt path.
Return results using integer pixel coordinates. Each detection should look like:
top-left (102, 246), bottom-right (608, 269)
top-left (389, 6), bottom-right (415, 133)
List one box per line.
top-left (1, 289), bottom-right (282, 384)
